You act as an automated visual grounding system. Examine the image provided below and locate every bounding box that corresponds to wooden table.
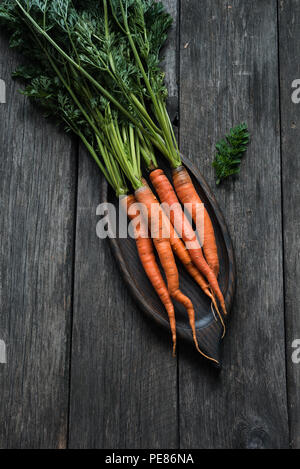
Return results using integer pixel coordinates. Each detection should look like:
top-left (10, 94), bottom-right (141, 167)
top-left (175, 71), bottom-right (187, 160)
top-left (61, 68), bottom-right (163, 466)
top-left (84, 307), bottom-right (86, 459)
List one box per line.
top-left (0, 0), bottom-right (299, 449)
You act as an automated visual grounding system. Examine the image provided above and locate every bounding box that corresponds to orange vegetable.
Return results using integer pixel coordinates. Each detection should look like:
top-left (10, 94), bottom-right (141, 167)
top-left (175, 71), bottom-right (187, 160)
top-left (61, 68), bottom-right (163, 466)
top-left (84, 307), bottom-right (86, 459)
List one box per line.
top-left (172, 166), bottom-right (220, 278)
top-left (121, 194), bottom-right (177, 355)
top-left (134, 181), bottom-right (204, 355)
top-left (139, 181), bottom-right (225, 334)
top-left (150, 169), bottom-right (226, 318)
top-left (161, 200), bottom-right (224, 328)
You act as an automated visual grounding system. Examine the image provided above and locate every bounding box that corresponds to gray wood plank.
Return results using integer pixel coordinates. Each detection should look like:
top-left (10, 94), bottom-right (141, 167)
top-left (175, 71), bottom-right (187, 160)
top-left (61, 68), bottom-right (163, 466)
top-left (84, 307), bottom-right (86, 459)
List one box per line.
top-left (278, 0), bottom-right (300, 449)
top-left (178, 0), bottom-right (289, 448)
top-left (0, 36), bottom-right (76, 448)
top-left (68, 0), bottom-right (179, 450)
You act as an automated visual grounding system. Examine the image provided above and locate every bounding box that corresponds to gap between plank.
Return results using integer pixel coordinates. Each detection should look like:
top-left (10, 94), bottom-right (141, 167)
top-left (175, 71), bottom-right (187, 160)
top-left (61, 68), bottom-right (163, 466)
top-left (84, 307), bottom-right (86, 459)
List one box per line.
top-left (276, 0), bottom-right (292, 448)
top-left (176, 0), bottom-right (181, 451)
top-left (66, 137), bottom-right (80, 449)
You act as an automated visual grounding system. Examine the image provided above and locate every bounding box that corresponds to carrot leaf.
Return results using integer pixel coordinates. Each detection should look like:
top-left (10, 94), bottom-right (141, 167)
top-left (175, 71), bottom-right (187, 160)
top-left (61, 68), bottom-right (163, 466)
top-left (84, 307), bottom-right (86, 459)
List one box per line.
top-left (213, 123), bottom-right (250, 185)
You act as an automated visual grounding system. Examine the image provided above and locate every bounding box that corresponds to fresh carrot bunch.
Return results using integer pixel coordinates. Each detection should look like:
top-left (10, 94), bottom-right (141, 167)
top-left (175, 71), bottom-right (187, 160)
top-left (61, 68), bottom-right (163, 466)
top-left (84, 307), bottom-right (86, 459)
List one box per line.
top-left (0, 0), bottom-right (228, 360)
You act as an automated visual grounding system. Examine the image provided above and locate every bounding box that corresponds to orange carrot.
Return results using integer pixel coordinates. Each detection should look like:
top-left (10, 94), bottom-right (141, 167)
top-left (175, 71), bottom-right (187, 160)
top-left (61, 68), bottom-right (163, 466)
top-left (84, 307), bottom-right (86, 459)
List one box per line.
top-left (161, 199), bottom-right (224, 333)
top-left (150, 169), bottom-right (227, 318)
top-left (172, 166), bottom-right (220, 278)
top-left (121, 194), bottom-right (177, 355)
top-left (140, 180), bottom-right (208, 294)
top-left (142, 177), bottom-right (225, 333)
top-left (160, 201), bottom-right (224, 331)
top-left (134, 181), bottom-right (210, 357)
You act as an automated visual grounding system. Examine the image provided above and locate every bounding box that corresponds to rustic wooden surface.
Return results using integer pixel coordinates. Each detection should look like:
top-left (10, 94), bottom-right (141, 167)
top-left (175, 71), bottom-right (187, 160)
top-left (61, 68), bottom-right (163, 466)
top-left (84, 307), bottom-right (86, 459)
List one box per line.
top-left (68, 0), bottom-right (179, 450)
top-left (0, 0), bottom-right (299, 449)
top-left (0, 37), bottom-right (76, 448)
top-left (279, 0), bottom-right (300, 449)
top-left (179, 0), bottom-right (289, 449)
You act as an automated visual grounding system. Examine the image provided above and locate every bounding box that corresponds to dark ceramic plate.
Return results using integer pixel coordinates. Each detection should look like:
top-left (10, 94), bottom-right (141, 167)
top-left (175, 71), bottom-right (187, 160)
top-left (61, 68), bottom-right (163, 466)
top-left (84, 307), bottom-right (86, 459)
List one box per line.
top-left (103, 155), bottom-right (236, 367)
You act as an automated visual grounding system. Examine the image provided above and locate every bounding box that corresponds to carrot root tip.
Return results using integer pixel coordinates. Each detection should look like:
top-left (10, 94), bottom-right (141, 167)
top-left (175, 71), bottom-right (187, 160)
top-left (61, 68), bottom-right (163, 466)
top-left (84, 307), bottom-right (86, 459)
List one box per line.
top-left (193, 334), bottom-right (201, 353)
top-left (172, 335), bottom-right (177, 354)
top-left (210, 298), bottom-right (226, 338)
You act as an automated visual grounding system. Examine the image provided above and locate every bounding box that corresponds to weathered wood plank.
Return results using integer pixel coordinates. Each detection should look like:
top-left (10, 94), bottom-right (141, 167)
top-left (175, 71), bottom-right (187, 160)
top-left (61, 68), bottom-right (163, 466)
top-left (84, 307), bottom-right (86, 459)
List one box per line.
top-left (278, 0), bottom-right (300, 449)
top-left (68, 156), bottom-right (178, 449)
top-left (0, 36), bottom-right (75, 448)
top-left (68, 0), bottom-right (179, 450)
top-left (179, 0), bottom-right (289, 448)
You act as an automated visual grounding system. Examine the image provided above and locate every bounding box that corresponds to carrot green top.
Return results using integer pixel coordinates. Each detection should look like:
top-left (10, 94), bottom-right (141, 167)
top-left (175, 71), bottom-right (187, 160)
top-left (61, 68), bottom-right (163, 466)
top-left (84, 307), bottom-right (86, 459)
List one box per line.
top-left (0, 1), bottom-right (183, 168)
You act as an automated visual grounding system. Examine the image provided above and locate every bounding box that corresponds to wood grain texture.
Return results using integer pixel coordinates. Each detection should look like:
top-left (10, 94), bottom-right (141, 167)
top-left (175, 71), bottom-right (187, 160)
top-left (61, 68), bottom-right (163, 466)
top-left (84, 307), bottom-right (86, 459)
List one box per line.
top-left (68, 0), bottom-right (179, 449)
top-left (0, 36), bottom-right (75, 448)
top-left (178, 0), bottom-right (289, 448)
top-left (278, 0), bottom-right (300, 449)
top-left (0, 0), bottom-right (296, 449)
top-left (161, 0), bottom-right (179, 123)
top-left (68, 149), bottom-right (178, 450)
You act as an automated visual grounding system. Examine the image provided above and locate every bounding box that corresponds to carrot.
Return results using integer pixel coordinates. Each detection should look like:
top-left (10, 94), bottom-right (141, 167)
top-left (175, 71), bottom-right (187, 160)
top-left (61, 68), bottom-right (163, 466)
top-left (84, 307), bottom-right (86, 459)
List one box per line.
top-left (140, 181), bottom-right (202, 286)
top-left (121, 194), bottom-right (177, 355)
top-left (140, 180), bottom-right (225, 335)
top-left (150, 169), bottom-right (227, 318)
top-left (160, 200), bottom-right (224, 328)
top-left (135, 180), bottom-right (211, 359)
top-left (169, 232), bottom-right (225, 335)
top-left (172, 166), bottom-right (220, 278)
top-left (163, 199), bottom-right (225, 333)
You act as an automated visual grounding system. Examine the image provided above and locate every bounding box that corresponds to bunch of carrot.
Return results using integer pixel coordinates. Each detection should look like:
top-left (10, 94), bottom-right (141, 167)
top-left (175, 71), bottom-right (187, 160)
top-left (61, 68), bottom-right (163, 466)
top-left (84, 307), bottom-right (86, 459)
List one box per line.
top-left (123, 137), bottom-right (226, 360)
top-left (0, 0), bottom-right (227, 361)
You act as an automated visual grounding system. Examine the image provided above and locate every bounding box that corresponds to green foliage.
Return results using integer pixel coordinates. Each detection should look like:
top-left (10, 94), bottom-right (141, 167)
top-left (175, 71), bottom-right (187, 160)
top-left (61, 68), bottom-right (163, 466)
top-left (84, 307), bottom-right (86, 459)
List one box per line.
top-left (0, 0), bottom-right (132, 192)
top-left (213, 123), bottom-right (250, 185)
top-left (0, 0), bottom-right (177, 185)
top-left (109, 0), bottom-right (172, 96)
